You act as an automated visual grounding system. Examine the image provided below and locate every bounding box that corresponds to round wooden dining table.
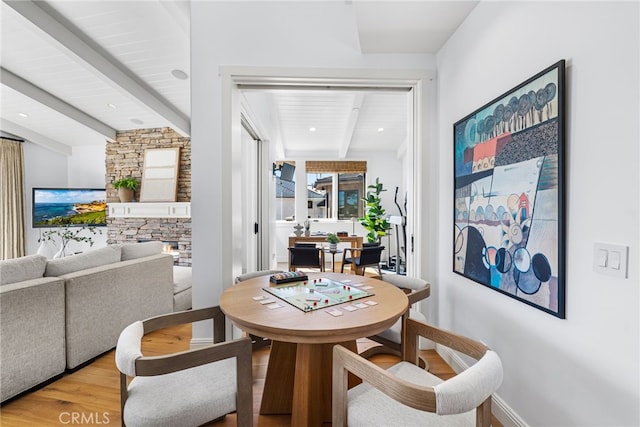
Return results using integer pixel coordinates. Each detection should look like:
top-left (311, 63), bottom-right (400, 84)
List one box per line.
top-left (220, 272), bottom-right (408, 426)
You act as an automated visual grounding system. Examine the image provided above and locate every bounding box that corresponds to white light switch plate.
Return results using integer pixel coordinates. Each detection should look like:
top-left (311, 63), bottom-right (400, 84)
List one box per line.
top-left (593, 242), bottom-right (629, 278)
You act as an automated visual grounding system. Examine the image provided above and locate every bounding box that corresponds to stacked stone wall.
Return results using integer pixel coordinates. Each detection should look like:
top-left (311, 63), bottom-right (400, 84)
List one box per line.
top-left (105, 128), bottom-right (191, 266)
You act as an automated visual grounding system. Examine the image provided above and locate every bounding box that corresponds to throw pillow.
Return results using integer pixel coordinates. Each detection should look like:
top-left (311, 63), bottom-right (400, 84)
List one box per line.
top-left (121, 241), bottom-right (163, 261)
top-left (0, 254), bottom-right (48, 285)
top-left (44, 245), bottom-right (122, 277)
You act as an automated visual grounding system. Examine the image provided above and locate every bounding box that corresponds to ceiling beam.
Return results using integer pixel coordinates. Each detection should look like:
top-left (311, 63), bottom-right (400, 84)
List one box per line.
top-left (1, 67), bottom-right (116, 141)
top-left (4, 0), bottom-right (190, 137)
top-left (338, 94), bottom-right (364, 159)
top-left (1, 119), bottom-right (72, 156)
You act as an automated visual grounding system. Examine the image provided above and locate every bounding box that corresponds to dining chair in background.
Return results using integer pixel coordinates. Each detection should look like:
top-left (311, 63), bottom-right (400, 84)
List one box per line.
top-left (341, 245), bottom-right (385, 276)
top-left (359, 275), bottom-right (431, 365)
top-left (234, 269), bottom-right (283, 350)
top-left (288, 246), bottom-right (325, 272)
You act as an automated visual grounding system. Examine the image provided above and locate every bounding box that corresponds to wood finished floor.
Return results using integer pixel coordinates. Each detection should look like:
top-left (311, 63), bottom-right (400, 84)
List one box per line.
top-left (0, 322), bottom-right (502, 427)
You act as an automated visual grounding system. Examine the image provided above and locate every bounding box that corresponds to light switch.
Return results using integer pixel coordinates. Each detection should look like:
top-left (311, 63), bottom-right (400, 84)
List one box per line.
top-left (594, 242), bottom-right (629, 278)
top-left (609, 251), bottom-right (621, 270)
top-left (597, 249), bottom-right (608, 267)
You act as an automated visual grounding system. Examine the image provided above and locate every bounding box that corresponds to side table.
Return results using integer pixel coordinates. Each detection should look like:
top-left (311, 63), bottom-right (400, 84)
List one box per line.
top-left (323, 248), bottom-right (343, 272)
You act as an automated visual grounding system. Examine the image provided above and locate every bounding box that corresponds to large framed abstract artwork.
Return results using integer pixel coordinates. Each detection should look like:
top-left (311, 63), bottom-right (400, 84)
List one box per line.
top-left (453, 60), bottom-right (566, 318)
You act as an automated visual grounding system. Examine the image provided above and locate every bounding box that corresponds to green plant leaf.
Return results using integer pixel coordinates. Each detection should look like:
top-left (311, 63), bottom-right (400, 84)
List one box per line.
top-left (113, 177), bottom-right (139, 190)
top-left (358, 177), bottom-right (390, 243)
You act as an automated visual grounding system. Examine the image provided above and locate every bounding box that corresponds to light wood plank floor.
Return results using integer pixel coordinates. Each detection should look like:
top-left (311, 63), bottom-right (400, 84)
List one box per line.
top-left (0, 322), bottom-right (502, 426)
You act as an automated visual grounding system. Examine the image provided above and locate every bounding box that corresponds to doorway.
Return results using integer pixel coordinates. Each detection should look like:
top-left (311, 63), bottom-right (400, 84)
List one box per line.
top-left (222, 67), bottom-right (433, 280)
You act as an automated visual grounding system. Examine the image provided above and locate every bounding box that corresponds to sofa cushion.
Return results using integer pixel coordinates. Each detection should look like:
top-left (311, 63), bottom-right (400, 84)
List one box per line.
top-left (172, 266), bottom-right (192, 312)
top-left (173, 288), bottom-right (192, 312)
top-left (173, 266), bottom-right (192, 294)
top-left (121, 241), bottom-right (164, 261)
top-left (45, 245), bottom-right (122, 277)
top-left (0, 254), bottom-right (47, 285)
top-left (1, 276), bottom-right (66, 401)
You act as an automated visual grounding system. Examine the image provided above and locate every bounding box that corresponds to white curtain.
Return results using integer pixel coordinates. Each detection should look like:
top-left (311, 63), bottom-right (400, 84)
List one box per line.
top-left (0, 138), bottom-right (26, 260)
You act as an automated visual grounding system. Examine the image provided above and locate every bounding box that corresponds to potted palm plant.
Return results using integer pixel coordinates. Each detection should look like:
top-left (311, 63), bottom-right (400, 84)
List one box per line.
top-left (359, 177), bottom-right (390, 243)
top-left (113, 177), bottom-right (139, 202)
top-left (326, 233), bottom-right (341, 251)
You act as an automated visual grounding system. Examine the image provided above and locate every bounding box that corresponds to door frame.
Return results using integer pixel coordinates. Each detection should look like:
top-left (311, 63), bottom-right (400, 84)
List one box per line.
top-left (221, 66), bottom-right (436, 281)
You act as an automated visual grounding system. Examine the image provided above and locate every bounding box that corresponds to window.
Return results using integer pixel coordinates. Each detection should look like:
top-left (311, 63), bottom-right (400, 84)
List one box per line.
top-left (274, 161), bottom-right (296, 221)
top-left (274, 160), bottom-right (366, 221)
top-left (338, 174), bottom-right (363, 219)
top-left (306, 161), bottom-right (366, 220)
top-left (306, 172), bottom-right (331, 219)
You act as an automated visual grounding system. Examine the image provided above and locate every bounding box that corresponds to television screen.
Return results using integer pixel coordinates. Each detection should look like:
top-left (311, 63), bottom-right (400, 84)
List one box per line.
top-left (32, 188), bottom-right (107, 228)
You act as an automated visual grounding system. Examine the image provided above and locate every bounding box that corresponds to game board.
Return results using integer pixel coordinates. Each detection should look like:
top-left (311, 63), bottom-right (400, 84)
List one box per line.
top-left (263, 277), bottom-right (374, 312)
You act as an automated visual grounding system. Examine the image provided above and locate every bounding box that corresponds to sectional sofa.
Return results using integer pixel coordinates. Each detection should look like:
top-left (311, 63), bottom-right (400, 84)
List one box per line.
top-left (0, 242), bottom-right (176, 402)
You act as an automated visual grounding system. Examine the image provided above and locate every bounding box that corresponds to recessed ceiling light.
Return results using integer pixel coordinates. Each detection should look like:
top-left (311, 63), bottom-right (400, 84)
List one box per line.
top-left (171, 69), bottom-right (189, 80)
top-left (130, 118), bottom-right (144, 125)
top-left (309, 127), bottom-right (316, 132)
top-left (107, 103), bottom-right (117, 109)
top-left (377, 127), bottom-right (385, 132)
top-left (18, 112), bottom-right (28, 118)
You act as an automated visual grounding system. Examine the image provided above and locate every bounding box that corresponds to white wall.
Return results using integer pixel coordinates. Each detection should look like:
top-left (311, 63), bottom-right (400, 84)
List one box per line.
top-left (436, 2), bottom-right (639, 426)
top-left (23, 142), bottom-right (107, 255)
top-left (191, 1), bottom-right (434, 339)
top-left (23, 142), bottom-right (68, 255)
top-left (68, 145), bottom-right (106, 188)
top-left (67, 144), bottom-right (108, 250)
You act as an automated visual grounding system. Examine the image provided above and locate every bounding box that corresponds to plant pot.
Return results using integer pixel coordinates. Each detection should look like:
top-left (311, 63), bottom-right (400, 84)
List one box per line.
top-left (118, 188), bottom-right (134, 202)
top-left (329, 243), bottom-right (338, 251)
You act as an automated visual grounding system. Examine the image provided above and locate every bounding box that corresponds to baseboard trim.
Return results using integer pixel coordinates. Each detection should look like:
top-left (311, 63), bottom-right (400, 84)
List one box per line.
top-left (436, 345), bottom-right (529, 427)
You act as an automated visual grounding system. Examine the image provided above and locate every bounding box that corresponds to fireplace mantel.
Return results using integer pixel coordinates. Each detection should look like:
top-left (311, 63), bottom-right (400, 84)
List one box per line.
top-left (108, 202), bottom-right (191, 218)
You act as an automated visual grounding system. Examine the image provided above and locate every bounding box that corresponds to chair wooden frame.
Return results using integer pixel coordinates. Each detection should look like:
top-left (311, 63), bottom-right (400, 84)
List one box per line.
top-left (333, 318), bottom-right (499, 427)
top-left (340, 246), bottom-right (385, 276)
top-left (118, 307), bottom-right (253, 427)
top-left (359, 280), bottom-right (431, 361)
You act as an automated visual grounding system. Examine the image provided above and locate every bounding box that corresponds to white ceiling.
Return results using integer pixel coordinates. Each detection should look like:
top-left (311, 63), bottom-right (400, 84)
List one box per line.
top-left (242, 88), bottom-right (413, 158)
top-left (0, 0), bottom-right (477, 157)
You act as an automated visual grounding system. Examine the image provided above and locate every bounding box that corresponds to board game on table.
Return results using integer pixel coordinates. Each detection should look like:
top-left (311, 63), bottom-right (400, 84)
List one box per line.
top-left (263, 277), bottom-right (374, 312)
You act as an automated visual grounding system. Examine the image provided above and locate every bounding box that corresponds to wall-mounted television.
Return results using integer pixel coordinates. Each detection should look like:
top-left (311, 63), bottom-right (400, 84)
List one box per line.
top-left (32, 188), bottom-right (107, 228)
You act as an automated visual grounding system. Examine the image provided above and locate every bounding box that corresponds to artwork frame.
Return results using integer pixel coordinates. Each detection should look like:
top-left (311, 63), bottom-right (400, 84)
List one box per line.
top-left (139, 147), bottom-right (180, 202)
top-left (453, 60), bottom-right (566, 318)
top-left (32, 188), bottom-right (107, 227)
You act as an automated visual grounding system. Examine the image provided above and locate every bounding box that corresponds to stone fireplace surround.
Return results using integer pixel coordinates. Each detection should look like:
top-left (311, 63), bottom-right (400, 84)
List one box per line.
top-left (105, 128), bottom-right (191, 266)
top-left (107, 217), bottom-right (191, 266)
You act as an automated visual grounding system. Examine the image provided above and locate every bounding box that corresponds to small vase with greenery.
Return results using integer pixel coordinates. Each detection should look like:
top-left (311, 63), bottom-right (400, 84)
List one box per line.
top-left (359, 177), bottom-right (390, 243)
top-left (113, 177), bottom-right (139, 202)
top-left (326, 233), bottom-right (341, 251)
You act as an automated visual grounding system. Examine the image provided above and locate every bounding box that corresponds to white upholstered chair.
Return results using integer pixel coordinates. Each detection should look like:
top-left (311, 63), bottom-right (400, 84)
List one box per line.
top-left (234, 269), bottom-right (283, 284)
top-left (333, 318), bottom-right (503, 427)
top-left (115, 307), bottom-right (252, 427)
top-left (359, 275), bottom-right (430, 362)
